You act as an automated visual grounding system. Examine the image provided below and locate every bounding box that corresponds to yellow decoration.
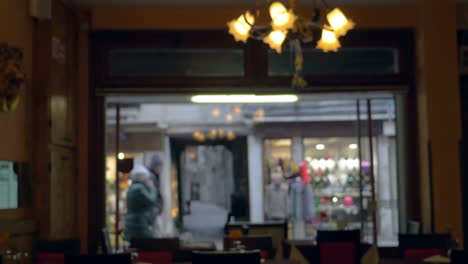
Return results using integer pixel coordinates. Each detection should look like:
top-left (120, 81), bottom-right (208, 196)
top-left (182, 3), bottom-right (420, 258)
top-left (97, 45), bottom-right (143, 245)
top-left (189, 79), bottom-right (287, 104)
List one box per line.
top-left (316, 29), bottom-right (341, 52)
top-left (264, 30), bottom-right (287, 54)
top-left (269, 2), bottom-right (297, 31)
top-left (227, 11), bottom-right (255, 43)
top-left (0, 43), bottom-right (26, 112)
top-left (327, 8), bottom-right (355, 37)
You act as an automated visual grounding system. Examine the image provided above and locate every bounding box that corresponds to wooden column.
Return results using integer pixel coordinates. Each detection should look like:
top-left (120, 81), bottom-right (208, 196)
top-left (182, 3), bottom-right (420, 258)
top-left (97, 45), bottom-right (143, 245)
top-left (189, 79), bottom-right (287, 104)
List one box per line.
top-left (417, 0), bottom-right (463, 244)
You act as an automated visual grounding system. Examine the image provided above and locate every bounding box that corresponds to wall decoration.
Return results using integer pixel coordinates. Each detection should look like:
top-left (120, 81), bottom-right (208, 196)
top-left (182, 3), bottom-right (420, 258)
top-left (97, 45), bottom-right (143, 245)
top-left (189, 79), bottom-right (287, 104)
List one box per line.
top-left (0, 43), bottom-right (27, 112)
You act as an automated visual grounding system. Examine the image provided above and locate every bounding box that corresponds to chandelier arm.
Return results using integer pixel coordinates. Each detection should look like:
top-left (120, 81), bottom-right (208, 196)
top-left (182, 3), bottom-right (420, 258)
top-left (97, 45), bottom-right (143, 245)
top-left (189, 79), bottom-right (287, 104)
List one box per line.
top-left (320, 0), bottom-right (330, 9)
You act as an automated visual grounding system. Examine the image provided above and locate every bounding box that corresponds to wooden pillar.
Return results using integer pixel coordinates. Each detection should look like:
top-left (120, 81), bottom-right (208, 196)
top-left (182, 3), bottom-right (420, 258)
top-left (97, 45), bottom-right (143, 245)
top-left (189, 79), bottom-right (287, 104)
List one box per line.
top-left (417, 0), bottom-right (463, 244)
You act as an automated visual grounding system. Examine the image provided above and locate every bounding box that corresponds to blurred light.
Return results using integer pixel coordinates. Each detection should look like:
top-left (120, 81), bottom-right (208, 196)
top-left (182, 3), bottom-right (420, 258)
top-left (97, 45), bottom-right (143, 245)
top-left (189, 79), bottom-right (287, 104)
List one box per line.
top-left (253, 108), bottom-right (265, 121)
top-left (227, 131), bottom-right (236, 141)
top-left (263, 30), bottom-right (287, 53)
top-left (332, 197), bottom-right (338, 203)
top-left (349, 143), bottom-right (358, 149)
top-left (269, 2), bottom-right (297, 31)
top-left (118, 152), bottom-right (125, 160)
top-left (317, 29), bottom-right (341, 52)
top-left (233, 106), bottom-right (242, 115)
top-left (226, 114), bottom-right (233, 122)
top-left (209, 129), bottom-right (218, 140)
top-left (218, 129), bottom-right (225, 138)
top-left (327, 8), bottom-right (355, 37)
top-left (212, 108), bottom-right (221, 118)
top-left (227, 11), bottom-right (255, 43)
top-left (316, 144), bottom-right (326, 150)
top-left (192, 94), bottom-right (298, 103)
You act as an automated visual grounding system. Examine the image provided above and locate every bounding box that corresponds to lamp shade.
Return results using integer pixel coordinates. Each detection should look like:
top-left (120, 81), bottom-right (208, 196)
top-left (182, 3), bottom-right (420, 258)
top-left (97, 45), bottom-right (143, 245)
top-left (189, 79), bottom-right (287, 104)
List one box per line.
top-left (316, 29), bottom-right (341, 52)
top-left (269, 1), bottom-right (297, 31)
top-left (227, 11), bottom-right (255, 43)
top-left (327, 8), bottom-right (355, 37)
top-left (263, 30), bottom-right (287, 53)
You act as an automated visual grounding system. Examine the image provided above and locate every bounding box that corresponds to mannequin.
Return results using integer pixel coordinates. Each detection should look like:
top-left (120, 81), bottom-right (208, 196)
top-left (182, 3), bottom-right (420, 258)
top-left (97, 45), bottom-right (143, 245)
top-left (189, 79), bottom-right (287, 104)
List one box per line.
top-left (289, 161), bottom-right (314, 239)
top-left (264, 166), bottom-right (289, 221)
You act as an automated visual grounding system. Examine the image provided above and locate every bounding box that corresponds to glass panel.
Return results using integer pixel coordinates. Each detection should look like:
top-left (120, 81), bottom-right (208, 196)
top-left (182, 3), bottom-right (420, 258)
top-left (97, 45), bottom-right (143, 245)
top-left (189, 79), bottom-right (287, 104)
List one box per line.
top-left (0, 161), bottom-right (30, 209)
top-left (263, 139), bottom-right (292, 187)
top-left (269, 48), bottom-right (399, 76)
top-left (109, 49), bottom-right (245, 77)
top-left (370, 99), bottom-right (399, 246)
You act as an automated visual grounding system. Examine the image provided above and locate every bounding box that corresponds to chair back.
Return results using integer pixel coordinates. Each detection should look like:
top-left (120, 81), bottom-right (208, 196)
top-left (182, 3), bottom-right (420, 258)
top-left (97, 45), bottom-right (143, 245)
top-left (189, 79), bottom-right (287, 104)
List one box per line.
top-left (399, 234), bottom-right (451, 260)
top-left (64, 254), bottom-right (132, 264)
top-left (317, 230), bottom-right (361, 244)
top-left (317, 230), bottom-right (361, 264)
top-left (192, 250), bottom-right (261, 264)
top-left (34, 239), bottom-right (80, 264)
top-left (34, 239), bottom-right (81, 255)
top-left (451, 250), bottom-right (468, 264)
top-left (130, 238), bottom-right (179, 264)
top-left (130, 237), bottom-right (180, 251)
top-left (223, 235), bottom-right (273, 258)
top-left (225, 222), bottom-right (287, 254)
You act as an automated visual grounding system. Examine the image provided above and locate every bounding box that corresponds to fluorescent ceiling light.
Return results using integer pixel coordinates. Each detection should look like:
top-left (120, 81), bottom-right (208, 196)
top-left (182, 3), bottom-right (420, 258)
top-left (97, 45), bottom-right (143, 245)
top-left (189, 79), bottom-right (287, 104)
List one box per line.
top-left (191, 94), bottom-right (298, 103)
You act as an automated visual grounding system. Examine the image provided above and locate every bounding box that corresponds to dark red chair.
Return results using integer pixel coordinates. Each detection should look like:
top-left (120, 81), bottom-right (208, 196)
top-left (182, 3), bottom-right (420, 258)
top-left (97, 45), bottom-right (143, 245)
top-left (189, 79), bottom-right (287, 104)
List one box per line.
top-left (130, 238), bottom-right (179, 264)
top-left (33, 239), bottom-right (80, 264)
top-left (317, 230), bottom-right (361, 264)
top-left (320, 242), bottom-right (357, 264)
top-left (133, 252), bottom-right (173, 264)
top-left (35, 253), bottom-right (65, 264)
top-left (399, 234), bottom-right (451, 261)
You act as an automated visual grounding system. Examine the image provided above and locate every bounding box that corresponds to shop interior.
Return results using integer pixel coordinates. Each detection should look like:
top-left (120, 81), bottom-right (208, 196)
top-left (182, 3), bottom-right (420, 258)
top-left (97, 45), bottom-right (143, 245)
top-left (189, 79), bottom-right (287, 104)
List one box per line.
top-left (104, 93), bottom-right (401, 249)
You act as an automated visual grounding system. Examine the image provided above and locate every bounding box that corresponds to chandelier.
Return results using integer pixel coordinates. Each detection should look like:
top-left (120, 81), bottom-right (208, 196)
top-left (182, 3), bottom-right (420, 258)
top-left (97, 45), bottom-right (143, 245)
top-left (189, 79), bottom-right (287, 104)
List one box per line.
top-left (227, 0), bottom-right (355, 53)
top-left (227, 0), bottom-right (355, 87)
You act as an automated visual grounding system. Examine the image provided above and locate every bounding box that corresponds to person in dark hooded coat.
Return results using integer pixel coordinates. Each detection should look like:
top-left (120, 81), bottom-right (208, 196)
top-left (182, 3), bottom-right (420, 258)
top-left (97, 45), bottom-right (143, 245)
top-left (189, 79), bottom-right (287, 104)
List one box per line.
top-left (124, 165), bottom-right (157, 242)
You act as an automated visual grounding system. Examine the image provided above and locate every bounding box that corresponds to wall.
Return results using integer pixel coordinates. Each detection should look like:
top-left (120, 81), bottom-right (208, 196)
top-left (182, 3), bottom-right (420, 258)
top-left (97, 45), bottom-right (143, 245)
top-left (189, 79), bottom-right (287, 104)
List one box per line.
top-left (92, 6), bottom-right (419, 30)
top-left (0, 0), bottom-right (32, 162)
top-left (0, 0), bottom-right (34, 252)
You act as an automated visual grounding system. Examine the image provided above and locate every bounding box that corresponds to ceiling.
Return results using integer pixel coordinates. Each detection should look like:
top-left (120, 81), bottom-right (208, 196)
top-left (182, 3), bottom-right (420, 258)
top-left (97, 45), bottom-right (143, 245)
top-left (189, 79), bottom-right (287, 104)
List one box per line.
top-left (73, 0), bottom-right (419, 7)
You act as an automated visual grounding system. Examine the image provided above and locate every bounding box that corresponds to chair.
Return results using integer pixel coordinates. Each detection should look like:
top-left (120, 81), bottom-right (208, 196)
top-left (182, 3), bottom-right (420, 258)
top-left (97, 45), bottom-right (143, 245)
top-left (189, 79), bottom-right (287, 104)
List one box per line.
top-left (399, 234), bottom-right (451, 260)
top-left (317, 230), bottom-right (361, 264)
top-left (33, 239), bottom-right (80, 264)
top-left (64, 254), bottom-right (132, 264)
top-left (130, 238), bottom-right (179, 264)
top-left (451, 250), bottom-right (468, 264)
top-left (223, 235), bottom-right (273, 259)
top-left (192, 250), bottom-right (261, 264)
top-left (225, 222), bottom-right (287, 258)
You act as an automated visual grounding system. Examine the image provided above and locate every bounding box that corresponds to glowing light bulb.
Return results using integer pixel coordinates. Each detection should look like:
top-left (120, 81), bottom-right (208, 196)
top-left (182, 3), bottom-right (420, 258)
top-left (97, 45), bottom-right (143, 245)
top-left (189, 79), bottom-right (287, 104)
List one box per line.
top-left (218, 129), bottom-right (225, 138)
top-left (269, 1), bottom-right (297, 31)
top-left (227, 131), bottom-right (236, 141)
top-left (209, 129), bottom-right (218, 140)
top-left (316, 144), bottom-right (326, 150)
top-left (349, 143), bottom-right (358, 149)
top-left (264, 30), bottom-right (287, 53)
top-left (327, 8), bottom-right (355, 37)
top-left (227, 11), bottom-right (255, 43)
top-left (316, 29), bottom-right (341, 52)
top-left (233, 106), bottom-right (242, 115)
top-left (212, 108), bottom-right (220, 118)
top-left (118, 152), bottom-right (125, 160)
